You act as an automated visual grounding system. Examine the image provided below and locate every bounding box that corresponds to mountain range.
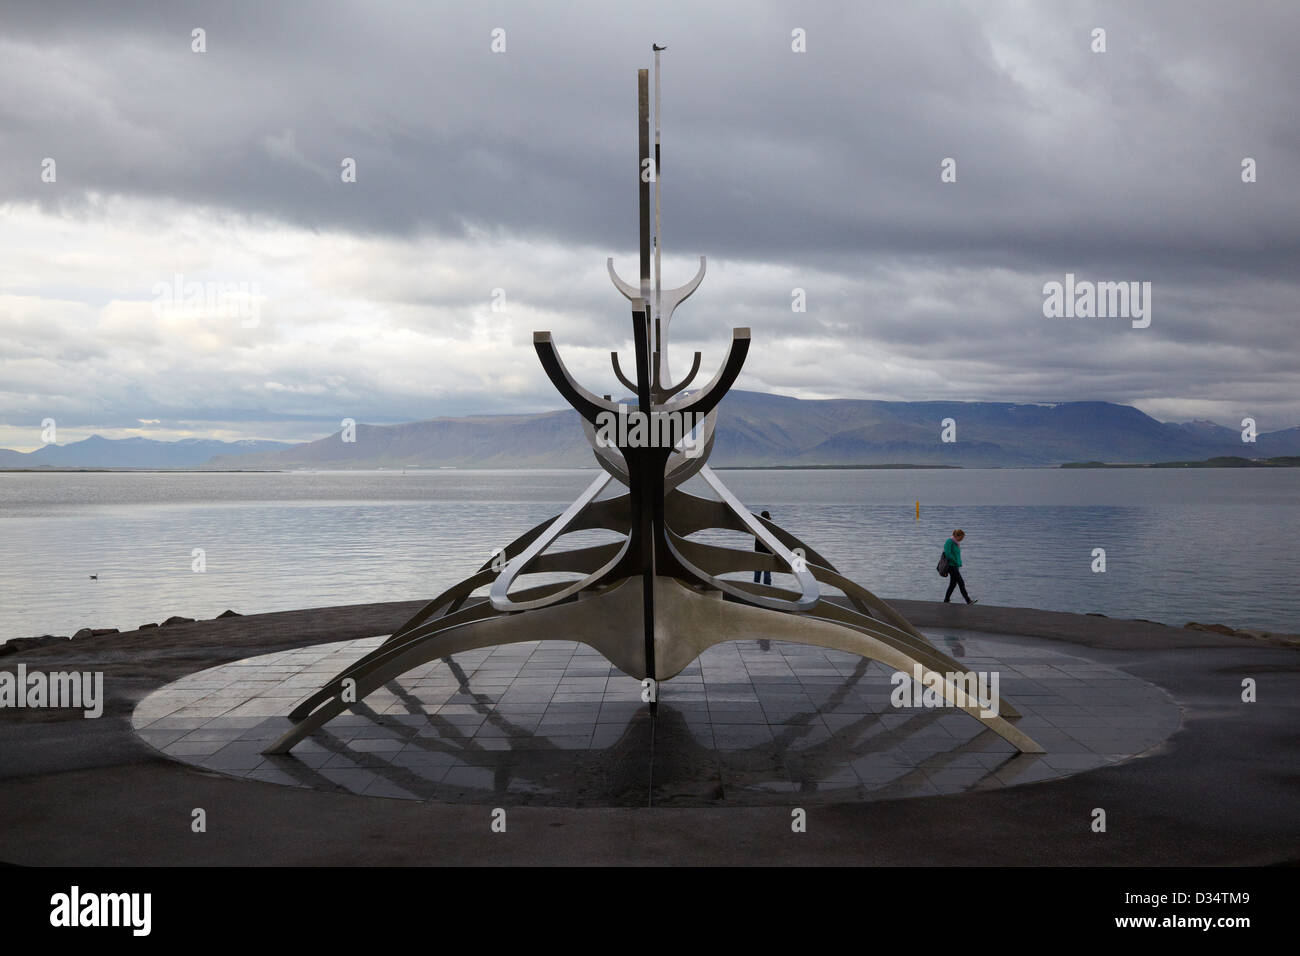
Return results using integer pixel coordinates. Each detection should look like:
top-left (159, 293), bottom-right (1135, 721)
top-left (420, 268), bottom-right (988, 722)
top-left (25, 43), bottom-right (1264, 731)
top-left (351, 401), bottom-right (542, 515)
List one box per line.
top-left (10, 392), bottom-right (1300, 470)
top-left (0, 435), bottom-right (290, 469)
top-left (6, 394), bottom-right (1298, 469)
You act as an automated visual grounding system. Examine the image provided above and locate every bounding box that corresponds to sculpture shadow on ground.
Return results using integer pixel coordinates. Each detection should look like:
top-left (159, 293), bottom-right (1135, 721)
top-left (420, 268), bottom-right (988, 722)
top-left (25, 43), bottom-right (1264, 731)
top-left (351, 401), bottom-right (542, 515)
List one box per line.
top-left (242, 644), bottom-right (1040, 807)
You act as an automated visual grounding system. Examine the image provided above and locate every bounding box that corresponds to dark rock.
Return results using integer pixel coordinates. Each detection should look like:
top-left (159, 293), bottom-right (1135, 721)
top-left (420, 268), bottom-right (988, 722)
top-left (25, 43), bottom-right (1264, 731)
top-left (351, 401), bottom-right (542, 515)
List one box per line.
top-left (89, 628), bottom-right (119, 636)
top-left (160, 616), bottom-right (196, 626)
top-left (1211, 627), bottom-right (1299, 647)
top-left (139, 623), bottom-right (158, 629)
top-left (1184, 622), bottom-right (1237, 636)
top-left (72, 628), bottom-right (94, 640)
top-left (215, 610), bottom-right (242, 619)
top-left (0, 635), bottom-right (71, 657)
top-left (1234, 628), bottom-right (1297, 645)
top-left (1086, 612), bottom-right (1108, 617)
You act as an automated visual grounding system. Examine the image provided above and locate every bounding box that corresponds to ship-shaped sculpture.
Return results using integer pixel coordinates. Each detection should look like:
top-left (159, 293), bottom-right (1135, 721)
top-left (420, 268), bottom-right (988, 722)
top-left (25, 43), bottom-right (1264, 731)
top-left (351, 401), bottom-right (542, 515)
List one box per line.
top-left (265, 53), bottom-right (1043, 756)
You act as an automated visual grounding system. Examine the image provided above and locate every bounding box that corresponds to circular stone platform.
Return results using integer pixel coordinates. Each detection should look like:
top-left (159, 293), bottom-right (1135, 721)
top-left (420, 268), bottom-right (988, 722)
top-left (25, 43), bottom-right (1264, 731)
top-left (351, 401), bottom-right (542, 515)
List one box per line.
top-left (131, 628), bottom-right (1180, 806)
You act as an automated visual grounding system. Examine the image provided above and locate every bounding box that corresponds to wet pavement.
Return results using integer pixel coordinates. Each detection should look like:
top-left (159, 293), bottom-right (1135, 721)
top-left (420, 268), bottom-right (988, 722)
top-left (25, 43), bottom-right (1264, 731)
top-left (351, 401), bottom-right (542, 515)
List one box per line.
top-left (133, 628), bottom-right (1180, 806)
top-left (5, 599), bottom-right (1295, 865)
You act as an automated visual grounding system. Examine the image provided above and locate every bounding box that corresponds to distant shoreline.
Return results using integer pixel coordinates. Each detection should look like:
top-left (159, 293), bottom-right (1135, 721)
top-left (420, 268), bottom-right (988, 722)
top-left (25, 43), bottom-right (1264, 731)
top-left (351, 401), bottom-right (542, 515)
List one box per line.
top-left (1061, 456), bottom-right (1300, 469)
top-left (711, 464), bottom-right (961, 470)
top-left (4, 457), bottom-right (1297, 473)
top-left (0, 468), bottom-right (282, 473)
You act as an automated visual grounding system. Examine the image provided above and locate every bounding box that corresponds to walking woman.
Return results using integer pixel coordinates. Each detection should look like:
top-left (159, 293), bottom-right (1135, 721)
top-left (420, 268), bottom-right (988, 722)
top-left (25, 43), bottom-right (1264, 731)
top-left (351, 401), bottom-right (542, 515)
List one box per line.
top-left (943, 529), bottom-right (978, 605)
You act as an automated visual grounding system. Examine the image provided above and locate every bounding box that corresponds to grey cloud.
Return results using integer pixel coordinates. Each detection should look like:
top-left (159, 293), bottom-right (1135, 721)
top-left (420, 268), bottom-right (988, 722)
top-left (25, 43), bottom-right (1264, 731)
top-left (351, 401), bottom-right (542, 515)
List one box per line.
top-left (0, 0), bottom-right (1298, 440)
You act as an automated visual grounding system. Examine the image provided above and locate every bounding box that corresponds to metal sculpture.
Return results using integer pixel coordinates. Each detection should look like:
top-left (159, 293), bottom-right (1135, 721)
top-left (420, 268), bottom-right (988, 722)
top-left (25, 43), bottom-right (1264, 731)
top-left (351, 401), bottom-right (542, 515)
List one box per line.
top-left (265, 52), bottom-right (1043, 756)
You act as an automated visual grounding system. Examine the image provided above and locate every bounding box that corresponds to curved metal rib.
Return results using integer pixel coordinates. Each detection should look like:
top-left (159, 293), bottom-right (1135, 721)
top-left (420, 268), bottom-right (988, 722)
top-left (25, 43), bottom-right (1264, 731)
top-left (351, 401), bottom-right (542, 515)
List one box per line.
top-left (266, 578), bottom-right (652, 755)
top-left (610, 351), bottom-right (638, 393)
top-left (656, 349), bottom-right (701, 399)
top-left (647, 578), bottom-right (1043, 753)
top-left (656, 255), bottom-right (706, 387)
top-left (581, 407), bottom-right (715, 491)
top-left (607, 257), bottom-right (639, 301)
top-left (663, 410), bottom-right (715, 489)
top-left (664, 527), bottom-right (818, 612)
top-left (662, 484), bottom-right (874, 616)
top-left (490, 472), bottom-right (624, 611)
top-left (582, 417), bottom-right (632, 486)
top-left (659, 329), bottom-right (749, 422)
top-left (534, 331), bottom-right (619, 425)
top-left (659, 255), bottom-right (706, 315)
top-left (385, 492), bottom-right (634, 644)
top-left (697, 464), bottom-right (819, 609)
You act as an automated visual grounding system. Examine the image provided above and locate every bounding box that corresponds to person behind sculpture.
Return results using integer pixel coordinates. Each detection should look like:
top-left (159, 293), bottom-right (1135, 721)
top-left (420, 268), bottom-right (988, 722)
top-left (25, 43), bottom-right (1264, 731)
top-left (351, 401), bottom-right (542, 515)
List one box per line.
top-left (753, 510), bottom-right (773, 585)
top-left (942, 529), bottom-right (978, 605)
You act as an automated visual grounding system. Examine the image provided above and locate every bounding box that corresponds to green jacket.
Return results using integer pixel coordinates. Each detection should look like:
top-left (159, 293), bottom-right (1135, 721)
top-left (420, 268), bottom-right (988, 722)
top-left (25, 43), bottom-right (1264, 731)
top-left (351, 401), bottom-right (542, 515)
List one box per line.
top-left (943, 538), bottom-right (963, 569)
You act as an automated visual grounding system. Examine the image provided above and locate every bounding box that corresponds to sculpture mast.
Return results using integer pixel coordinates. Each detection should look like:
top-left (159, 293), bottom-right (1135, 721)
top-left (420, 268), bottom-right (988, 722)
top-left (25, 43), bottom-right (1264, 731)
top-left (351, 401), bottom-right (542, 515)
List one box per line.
top-left (637, 69), bottom-right (651, 352)
top-left (653, 44), bottom-right (663, 375)
top-left (608, 46), bottom-right (707, 405)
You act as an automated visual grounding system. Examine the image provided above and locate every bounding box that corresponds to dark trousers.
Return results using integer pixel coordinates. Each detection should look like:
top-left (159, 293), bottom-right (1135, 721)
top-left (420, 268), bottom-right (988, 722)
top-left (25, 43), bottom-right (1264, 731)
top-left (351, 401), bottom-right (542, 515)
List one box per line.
top-left (944, 568), bottom-right (970, 602)
top-left (753, 570), bottom-right (772, 585)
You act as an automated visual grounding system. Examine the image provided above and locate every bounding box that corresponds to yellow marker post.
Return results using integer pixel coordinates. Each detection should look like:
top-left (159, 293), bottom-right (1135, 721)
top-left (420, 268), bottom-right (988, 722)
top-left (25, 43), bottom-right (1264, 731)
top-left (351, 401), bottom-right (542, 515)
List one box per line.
top-left (915, 501), bottom-right (920, 520)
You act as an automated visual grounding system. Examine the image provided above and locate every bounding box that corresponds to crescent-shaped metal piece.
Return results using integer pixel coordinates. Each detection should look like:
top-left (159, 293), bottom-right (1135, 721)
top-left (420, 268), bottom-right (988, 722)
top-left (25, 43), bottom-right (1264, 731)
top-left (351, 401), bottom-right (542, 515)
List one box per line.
top-left (665, 464), bottom-right (820, 611)
top-left (534, 331), bottom-right (619, 425)
top-left (610, 351), bottom-right (638, 394)
top-left (490, 471), bottom-right (625, 611)
top-left (656, 349), bottom-right (701, 399)
top-left (607, 257), bottom-right (640, 301)
top-left (660, 255), bottom-right (706, 315)
top-left (610, 255), bottom-right (705, 387)
top-left (658, 328), bottom-right (749, 422)
top-left (656, 256), bottom-right (707, 387)
top-left (579, 408), bottom-right (715, 492)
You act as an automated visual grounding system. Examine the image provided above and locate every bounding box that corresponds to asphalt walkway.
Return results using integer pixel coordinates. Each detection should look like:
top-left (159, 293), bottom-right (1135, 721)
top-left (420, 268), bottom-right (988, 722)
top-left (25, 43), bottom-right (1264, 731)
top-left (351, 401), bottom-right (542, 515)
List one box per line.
top-left (1, 600), bottom-right (1295, 865)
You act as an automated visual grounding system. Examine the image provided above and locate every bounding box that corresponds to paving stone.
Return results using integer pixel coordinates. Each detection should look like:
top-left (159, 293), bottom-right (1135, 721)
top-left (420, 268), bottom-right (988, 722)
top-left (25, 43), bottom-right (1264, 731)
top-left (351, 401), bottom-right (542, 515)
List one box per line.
top-left (131, 632), bottom-right (1180, 806)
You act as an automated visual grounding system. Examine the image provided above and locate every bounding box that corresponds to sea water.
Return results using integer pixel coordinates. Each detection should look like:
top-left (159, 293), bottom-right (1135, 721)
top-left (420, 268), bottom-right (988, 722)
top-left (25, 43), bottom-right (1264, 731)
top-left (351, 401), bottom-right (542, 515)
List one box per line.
top-left (0, 468), bottom-right (1295, 641)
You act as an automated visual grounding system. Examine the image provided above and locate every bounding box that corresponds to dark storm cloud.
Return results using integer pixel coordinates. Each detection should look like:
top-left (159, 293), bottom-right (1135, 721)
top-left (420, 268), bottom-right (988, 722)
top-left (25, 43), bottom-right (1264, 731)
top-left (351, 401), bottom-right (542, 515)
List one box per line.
top-left (4, 0), bottom-right (1297, 272)
top-left (1, 0), bottom-right (1298, 442)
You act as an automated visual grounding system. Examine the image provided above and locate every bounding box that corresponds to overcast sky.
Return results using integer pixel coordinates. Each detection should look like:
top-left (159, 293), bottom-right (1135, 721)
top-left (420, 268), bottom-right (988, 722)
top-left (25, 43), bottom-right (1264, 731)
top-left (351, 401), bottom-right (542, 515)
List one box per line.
top-left (1, 0), bottom-right (1298, 449)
